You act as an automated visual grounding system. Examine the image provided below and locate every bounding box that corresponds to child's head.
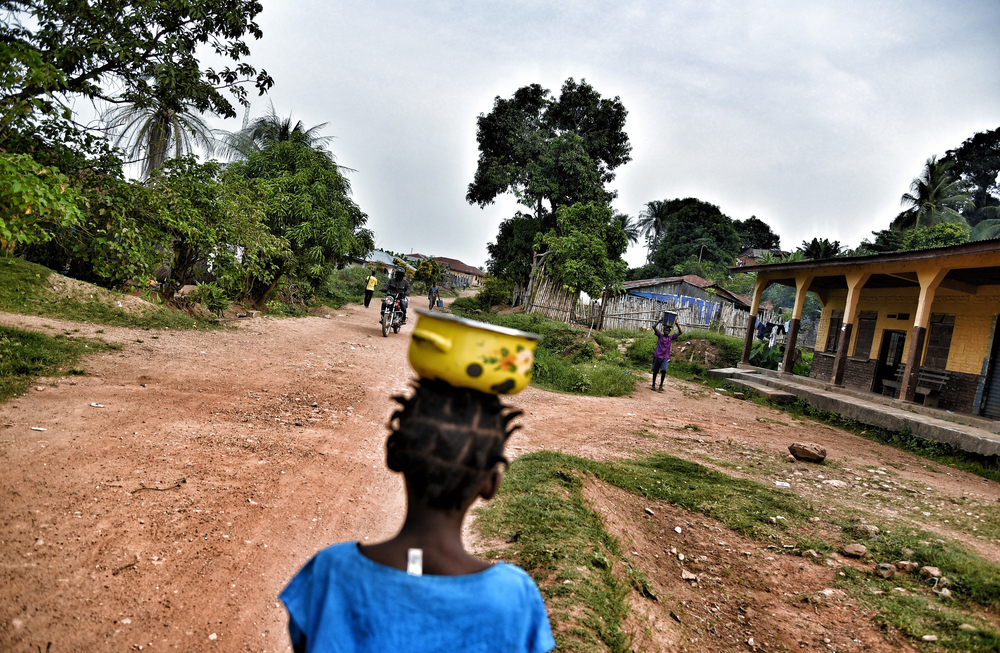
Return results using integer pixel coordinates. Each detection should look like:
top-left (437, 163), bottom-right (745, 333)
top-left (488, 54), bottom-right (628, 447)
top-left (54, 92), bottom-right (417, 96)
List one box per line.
top-left (386, 378), bottom-right (522, 511)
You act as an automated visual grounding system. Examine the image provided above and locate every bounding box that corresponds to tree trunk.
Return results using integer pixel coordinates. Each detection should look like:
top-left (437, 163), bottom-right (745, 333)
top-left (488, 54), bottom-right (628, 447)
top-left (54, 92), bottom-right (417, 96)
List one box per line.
top-left (253, 264), bottom-right (285, 311)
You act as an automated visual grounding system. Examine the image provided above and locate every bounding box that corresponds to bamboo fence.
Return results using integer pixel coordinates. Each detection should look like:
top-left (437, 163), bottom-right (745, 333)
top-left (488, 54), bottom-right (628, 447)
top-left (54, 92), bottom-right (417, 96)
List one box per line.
top-left (525, 277), bottom-right (581, 323)
top-left (600, 292), bottom-right (783, 336)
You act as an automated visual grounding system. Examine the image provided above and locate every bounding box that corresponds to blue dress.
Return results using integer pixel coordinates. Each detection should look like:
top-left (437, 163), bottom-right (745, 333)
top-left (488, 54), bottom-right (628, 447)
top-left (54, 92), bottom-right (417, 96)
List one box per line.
top-left (280, 542), bottom-right (556, 653)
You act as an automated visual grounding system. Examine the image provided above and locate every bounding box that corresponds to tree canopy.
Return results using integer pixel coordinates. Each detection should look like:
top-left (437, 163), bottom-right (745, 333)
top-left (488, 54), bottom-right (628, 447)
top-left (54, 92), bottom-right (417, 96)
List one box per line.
top-left (943, 126), bottom-right (1000, 226)
top-left (226, 135), bottom-right (374, 307)
top-left (798, 238), bottom-right (842, 260)
top-left (649, 198), bottom-right (742, 273)
top-left (467, 78), bottom-right (631, 220)
top-left (536, 202), bottom-right (627, 296)
top-left (732, 215), bottom-right (781, 250)
top-left (2, 0), bottom-right (272, 123)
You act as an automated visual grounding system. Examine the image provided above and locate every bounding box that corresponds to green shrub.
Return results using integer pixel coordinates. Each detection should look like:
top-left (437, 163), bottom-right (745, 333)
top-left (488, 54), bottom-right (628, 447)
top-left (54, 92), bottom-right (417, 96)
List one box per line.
top-left (625, 332), bottom-right (657, 366)
top-left (187, 282), bottom-right (229, 314)
top-left (477, 275), bottom-right (515, 308)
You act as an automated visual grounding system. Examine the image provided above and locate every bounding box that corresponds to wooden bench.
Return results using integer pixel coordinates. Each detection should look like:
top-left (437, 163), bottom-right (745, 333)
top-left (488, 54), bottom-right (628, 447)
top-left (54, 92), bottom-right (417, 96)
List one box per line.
top-left (881, 367), bottom-right (950, 407)
top-left (914, 369), bottom-right (950, 408)
top-left (881, 367), bottom-right (905, 397)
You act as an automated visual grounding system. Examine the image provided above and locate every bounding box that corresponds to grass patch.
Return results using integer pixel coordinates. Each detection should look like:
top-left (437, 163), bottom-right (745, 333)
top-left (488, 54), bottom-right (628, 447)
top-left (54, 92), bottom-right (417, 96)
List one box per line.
top-left (475, 451), bottom-right (821, 650)
top-left (0, 325), bottom-right (109, 402)
top-left (0, 257), bottom-right (206, 329)
top-left (480, 450), bottom-right (1000, 651)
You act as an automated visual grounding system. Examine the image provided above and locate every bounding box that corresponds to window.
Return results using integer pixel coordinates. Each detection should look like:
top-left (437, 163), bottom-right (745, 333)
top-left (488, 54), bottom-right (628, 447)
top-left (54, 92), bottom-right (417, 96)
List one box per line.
top-left (825, 310), bottom-right (844, 352)
top-left (853, 310), bottom-right (878, 358)
top-left (924, 313), bottom-right (955, 369)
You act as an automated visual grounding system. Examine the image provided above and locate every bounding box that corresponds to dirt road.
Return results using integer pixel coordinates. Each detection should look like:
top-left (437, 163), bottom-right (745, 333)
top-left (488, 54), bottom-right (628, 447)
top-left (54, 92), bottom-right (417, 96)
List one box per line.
top-left (1, 299), bottom-right (997, 652)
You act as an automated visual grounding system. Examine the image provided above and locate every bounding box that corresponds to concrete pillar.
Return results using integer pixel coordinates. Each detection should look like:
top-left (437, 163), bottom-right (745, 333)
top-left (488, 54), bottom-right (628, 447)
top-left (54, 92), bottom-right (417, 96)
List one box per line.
top-left (741, 278), bottom-right (771, 364)
top-left (830, 272), bottom-right (871, 386)
top-left (781, 274), bottom-right (814, 374)
top-left (901, 267), bottom-right (949, 402)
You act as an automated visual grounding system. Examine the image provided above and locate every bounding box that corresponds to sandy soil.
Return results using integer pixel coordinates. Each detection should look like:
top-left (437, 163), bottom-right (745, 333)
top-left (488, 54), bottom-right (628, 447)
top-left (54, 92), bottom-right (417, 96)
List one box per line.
top-left (1, 294), bottom-right (998, 652)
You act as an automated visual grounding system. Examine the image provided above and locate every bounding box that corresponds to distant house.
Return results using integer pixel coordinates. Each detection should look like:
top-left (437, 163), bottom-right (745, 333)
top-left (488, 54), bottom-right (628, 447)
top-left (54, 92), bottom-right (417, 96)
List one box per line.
top-left (624, 275), bottom-right (714, 301)
top-left (707, 284), bottom-right (752, 311)
top-left (404, 253), bottom-right (429, 265)
top-left (434, 257), bottom-right (485, 287)
top-left (735, 248), bottom-right (789, 267)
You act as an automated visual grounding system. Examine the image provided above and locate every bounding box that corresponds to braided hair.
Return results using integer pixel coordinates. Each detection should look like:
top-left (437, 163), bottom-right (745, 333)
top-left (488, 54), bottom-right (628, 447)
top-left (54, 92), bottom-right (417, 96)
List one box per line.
top-left (386, 379), bottom-right (522, 511)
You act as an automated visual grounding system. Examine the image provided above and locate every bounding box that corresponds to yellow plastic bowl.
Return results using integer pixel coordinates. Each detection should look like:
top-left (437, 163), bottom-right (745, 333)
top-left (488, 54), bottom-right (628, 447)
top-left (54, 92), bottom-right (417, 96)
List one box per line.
top-left (408, 309), bottom-right (541, 394)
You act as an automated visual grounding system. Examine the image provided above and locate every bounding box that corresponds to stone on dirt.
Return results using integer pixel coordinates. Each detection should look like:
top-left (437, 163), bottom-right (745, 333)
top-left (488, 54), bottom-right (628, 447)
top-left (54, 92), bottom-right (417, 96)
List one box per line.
top-left (644, 507), bottom-right (654, 516)
top-left (874, 563), bottom-right (896, 579)
top-left (788, 442), bottom-right (826, 462)
top-left (920, 566), bottom-right (942, 578)
top-left (842, 544), bottom-right (867, 558)
top-left (786, 454), bottom-right (796, 463)
top-left (922, 635), bottom-right (938, 642)
top-left (802, 549), bottom-right (820, 558)
top-left (681, 569), bottom-right (697, 581)
top-left (854, 524), bottom-right (879, 538)
top-left (895, 561), bottom-right (919, 573)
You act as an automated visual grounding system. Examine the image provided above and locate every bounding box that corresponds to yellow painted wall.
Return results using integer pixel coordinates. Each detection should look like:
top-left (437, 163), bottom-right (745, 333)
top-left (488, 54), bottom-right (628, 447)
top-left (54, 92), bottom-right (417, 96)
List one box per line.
top-left (814, 285), bottom-right (1000, 375)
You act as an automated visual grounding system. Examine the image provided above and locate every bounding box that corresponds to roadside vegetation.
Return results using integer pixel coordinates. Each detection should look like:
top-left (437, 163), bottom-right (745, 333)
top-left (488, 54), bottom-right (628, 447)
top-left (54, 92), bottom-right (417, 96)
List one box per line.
top-left (0, 325), bottom-right (114, 401)
top-left (0, 257), bottom-right (206, 329)
top-left (477, 451), bottom-right (1000, 652)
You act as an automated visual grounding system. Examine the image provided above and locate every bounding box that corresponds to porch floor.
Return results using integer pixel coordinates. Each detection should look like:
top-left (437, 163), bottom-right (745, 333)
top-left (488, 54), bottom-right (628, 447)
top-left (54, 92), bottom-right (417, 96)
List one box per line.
top-left (708, 366), bottom-right (1000, 458)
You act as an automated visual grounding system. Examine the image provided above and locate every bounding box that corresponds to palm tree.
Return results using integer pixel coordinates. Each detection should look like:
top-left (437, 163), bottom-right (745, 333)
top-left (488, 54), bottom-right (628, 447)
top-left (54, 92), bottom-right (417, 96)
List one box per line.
top-left (614, 212), bottom-right (640, 246)
top-left (970, 206), bottom-right (1000, 241)
top-left (215, 102), bottom-right (335, 160)
top-left (637, 200), bottom-right (672, 262)
top-left (798, 238), bottom-right (841, 260)
top-left (102, 85), bottom-right (216, 179)
top-left (891, 156), bottom-right (972, 230)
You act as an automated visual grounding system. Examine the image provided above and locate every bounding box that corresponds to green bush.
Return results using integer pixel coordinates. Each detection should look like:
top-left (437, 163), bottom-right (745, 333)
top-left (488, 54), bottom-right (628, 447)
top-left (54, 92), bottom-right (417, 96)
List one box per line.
top-left (625, 332), bottom-right (657, 366)
top-left (187, 282), bottom-right (229, 314)
top-left (477, 275), bottom-right (515, 308)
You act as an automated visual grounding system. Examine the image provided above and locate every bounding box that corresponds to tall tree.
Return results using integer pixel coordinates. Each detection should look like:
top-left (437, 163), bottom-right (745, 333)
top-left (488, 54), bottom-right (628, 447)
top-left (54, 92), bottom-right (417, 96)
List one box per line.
top-left (943, 127), bottom-right (1000, 226)
top-left (225, 134), bottom-right (373, 308)
top-left (891, 156), bottom-right (972, 230)
top-left (467, 78), bottom-right (631, 222)
top-left (732, 215), bottom-right (781, 250)
top-left (101, 81), bottom-right (216, 179)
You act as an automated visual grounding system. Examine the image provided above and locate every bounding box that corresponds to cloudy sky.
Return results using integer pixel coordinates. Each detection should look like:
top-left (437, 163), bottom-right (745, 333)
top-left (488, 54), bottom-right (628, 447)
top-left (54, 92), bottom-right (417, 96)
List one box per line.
top-left (208, 0), bottom-right (1000, 269)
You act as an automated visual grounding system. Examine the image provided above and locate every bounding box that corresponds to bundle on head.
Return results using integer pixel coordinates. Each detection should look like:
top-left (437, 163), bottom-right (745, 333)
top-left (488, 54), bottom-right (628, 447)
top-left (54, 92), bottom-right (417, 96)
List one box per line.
top-left (387, 378), bottom-right (522, 511)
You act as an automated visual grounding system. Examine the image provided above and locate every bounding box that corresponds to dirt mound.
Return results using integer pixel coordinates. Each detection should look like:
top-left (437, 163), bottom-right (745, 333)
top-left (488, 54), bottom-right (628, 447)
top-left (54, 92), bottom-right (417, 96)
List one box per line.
top-left (675, 338), bottom-right (734, 369)
top-left (584, 479), bottom-right (915, 652)
top-left (46, 273), bottom-right (157, 316)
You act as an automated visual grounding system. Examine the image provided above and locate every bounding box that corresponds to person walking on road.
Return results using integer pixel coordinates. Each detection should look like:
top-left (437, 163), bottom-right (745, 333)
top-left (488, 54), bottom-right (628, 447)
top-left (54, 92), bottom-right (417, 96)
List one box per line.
top-left (428, 285), bottom-right (440, 311)
top-left (364, 271), bottom-right (379, 308)
top-left (651, 319), bottom-right (682, 391)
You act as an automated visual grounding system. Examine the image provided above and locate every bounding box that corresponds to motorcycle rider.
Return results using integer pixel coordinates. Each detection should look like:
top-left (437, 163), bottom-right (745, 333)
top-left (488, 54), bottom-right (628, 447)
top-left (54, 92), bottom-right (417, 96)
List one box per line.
top-left (381, 267), bottom-right (411, 324)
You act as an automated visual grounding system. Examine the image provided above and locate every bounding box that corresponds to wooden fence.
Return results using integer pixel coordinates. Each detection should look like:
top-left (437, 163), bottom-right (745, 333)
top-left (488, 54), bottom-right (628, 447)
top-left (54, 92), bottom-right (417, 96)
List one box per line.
top-left (525, 277), bottom-right (581, 323)
top-left (600, 292), bottom-right (783, 336)
top-left (523, 276), bottom-right (785, 340)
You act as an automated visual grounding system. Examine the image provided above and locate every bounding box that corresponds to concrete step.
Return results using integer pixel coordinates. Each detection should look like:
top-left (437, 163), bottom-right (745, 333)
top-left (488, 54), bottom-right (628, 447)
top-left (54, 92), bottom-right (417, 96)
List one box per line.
top-left (726, 378), bottom-right (797, 404)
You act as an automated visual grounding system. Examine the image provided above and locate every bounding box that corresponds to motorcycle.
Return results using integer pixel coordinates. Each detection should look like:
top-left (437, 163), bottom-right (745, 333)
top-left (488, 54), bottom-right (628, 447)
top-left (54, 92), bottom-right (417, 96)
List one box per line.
top-left (380, 292), bottom-right (406, 337)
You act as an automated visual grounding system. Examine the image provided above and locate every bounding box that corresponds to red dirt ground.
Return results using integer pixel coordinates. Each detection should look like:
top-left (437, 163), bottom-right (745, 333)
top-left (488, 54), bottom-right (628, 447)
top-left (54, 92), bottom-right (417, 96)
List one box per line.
top-left (1, 296), bottom-right (998, 652)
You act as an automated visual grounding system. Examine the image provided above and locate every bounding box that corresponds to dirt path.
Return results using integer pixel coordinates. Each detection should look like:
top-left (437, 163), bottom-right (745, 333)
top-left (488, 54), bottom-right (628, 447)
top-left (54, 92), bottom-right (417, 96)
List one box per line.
top-left (1, 298), bottom-right (998, 652)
